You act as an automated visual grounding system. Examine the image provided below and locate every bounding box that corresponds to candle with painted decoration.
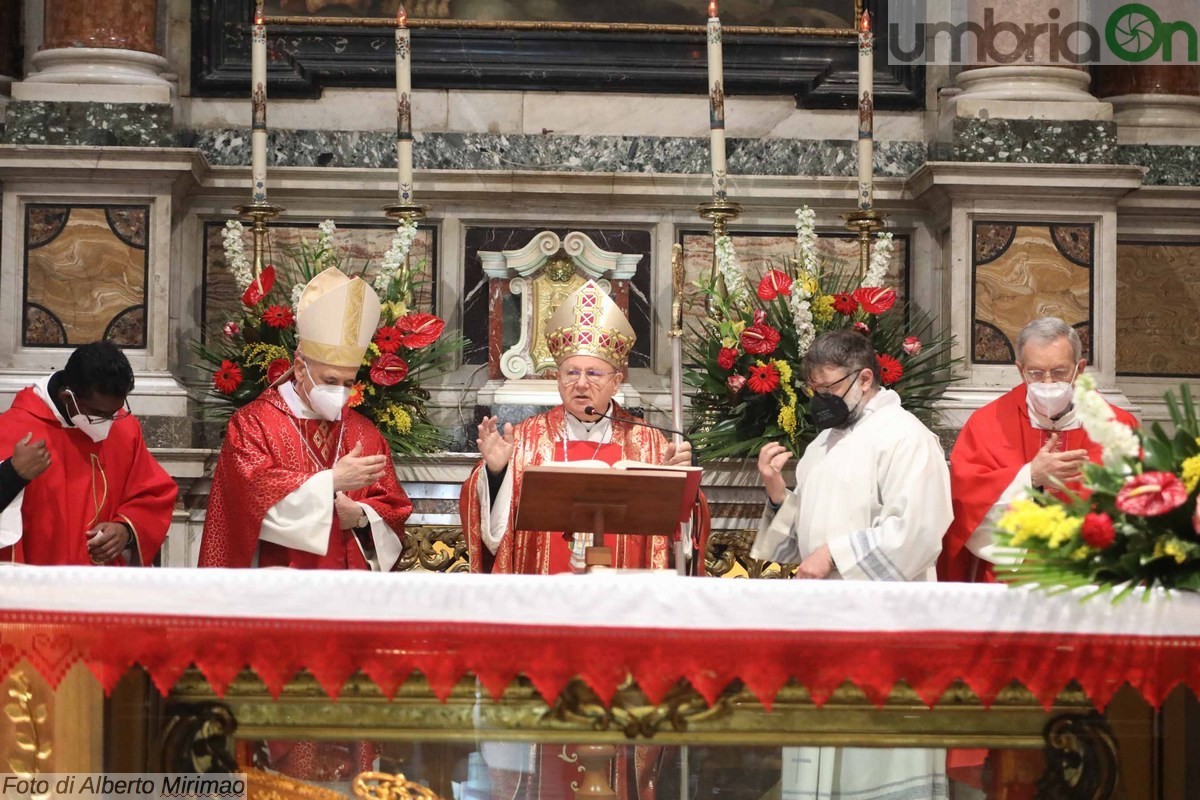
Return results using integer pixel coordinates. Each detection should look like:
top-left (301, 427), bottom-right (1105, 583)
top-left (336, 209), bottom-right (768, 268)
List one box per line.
top-left (707, 0), bottom-right (727, 201)
top-left (857, 9), bottom-right (873, 211)
top-left (251, 0), bottom-right (268, 202)
top-left (396, 5), bottom-right (414, 202)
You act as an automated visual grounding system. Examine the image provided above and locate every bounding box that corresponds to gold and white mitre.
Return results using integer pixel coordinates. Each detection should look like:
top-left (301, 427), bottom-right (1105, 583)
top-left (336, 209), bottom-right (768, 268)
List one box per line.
top-left (545, 280), bottom-right (635, 367)
top-left (295, 267), bottom-right (382, 367)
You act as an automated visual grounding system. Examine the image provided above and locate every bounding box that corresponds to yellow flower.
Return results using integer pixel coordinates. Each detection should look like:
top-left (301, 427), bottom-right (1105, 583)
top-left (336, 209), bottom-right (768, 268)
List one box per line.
top-left (1182, 454), bottom-right (1200, 493)
top-left (378, 404), bottom-right (412, 435)
top-left (811, 294), bottom-right (836, 325)
top-left (1158, 537), bottom-right (1195, 565)
top-left (997, 498), bottom-right (1082, 549)
top-left (778, 404), bottom-right (797, 434)
top-left (368, 342), bottom-right (381, 358)
top-left (241, 343), bottom-right (288, 370)
top-left (1070, 546), bottom-right (1091, 562)
top-left (797, 273), bottom-right (819, 297)
top-left (385, 301), bottom-right (408, 320)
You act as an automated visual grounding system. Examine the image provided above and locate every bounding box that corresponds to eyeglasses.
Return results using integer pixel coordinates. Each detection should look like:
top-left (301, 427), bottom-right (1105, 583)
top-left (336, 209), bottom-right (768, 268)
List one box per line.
top-left (559, 368), bottom-right (617, 384)
top-left (66, 390), bottom-right (132, 424)
top-left (1024, 368), bottom-right (1076, 383)
top-left (801, 371), bottom-right (853, 399)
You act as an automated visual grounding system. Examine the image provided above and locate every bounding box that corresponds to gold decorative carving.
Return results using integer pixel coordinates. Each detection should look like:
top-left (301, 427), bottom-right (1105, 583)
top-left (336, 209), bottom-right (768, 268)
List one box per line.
top-left (397, 526), bottom-right (468, 573)
top-left (1037, 713), bottom-right (1119, 800)
top-left (2, 671), bottom-right (52, 776)
top-left (705, 530), bottom-right (795, 579)
top-left (352, 771), bottom-right (444, 800)
top-left (546, 257), bottom-right (576, 283)
top-left (548, 677), bottom-right (731, 739)
top-left (530, 271), bottom-right (586, 374)
top-left (247, 767), bottom-right (347, 800)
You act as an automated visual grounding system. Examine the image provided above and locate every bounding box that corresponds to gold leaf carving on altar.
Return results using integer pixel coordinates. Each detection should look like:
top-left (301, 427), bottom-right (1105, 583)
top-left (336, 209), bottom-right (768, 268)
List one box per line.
top-left (2, 670), bottom-right (52, 777)
top-left (530, 270), bottom-right (586, 375)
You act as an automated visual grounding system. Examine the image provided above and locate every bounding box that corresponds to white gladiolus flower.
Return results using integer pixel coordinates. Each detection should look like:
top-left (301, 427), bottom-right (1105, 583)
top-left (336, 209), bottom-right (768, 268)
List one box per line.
top-left (863, 231), bottom-right (894, 288)
top-left (223, 219), bottom-right (253, 291)
top-left (714, 235), bottom-right (748, 305)
top-left (1073, 373), bottom-right (1140, 469)
top-left (794, 207), bottom-right (818, 274)
top-left (376, 219), bottom-right (420, 295)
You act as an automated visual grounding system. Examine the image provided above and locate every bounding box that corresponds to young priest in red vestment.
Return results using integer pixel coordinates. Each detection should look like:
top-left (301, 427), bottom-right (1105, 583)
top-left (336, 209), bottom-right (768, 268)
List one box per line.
top-left (461, 279), bottom-right (704, 575)
top-left (0, 341), bottom-right (176, 565)
top-left (939, 317), bottom-right (1138, 584)
top-left (200, 266), bottom-right (412, 572)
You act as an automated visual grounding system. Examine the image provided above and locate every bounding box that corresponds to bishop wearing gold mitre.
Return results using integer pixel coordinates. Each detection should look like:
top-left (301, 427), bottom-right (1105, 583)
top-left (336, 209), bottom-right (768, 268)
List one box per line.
top-left (201, 267), bottom-right (411, 572)
top-left (461, 279), bottom-right (708, 574)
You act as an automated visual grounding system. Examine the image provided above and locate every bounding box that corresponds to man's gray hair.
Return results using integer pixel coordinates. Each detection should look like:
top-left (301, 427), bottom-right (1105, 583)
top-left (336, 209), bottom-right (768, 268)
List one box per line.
top-left (801, 329), bottom-right (881, 386)
top-left (1016, 317), bottom-right (1082, 362)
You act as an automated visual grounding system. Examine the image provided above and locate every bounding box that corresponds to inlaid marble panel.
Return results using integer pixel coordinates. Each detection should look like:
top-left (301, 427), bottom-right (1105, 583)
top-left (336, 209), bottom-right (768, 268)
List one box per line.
top-left (972, 222), bottom-right (1093, 364)
top-left (23, 205), bottom-right (149, 348)
top-left (202, 221), bottom-right (435, 341)
top-left (1116, 243), bottom-right (1200, 377)
top-left (462, 227), bottom-right (653, 369)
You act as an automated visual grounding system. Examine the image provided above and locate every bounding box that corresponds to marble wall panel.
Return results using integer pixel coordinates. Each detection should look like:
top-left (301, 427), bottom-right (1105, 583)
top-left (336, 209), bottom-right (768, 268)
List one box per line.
top-left (202, 221), bottom-right (435, 341)
top-left (972, 222), bottom-right (1093, 364)
top-left (1116, 243), bottom-right (1200, 377)
top-left (23, 205), bottom-right (149, 348)
top-left (462, 227), bottom-right (653, 369)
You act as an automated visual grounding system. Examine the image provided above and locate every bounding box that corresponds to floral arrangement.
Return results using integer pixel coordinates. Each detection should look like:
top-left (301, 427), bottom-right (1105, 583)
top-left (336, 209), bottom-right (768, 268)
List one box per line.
top-left (995, 377), bottom-right (1200, 597)
top-left (193, 219), bottom-right (462, 456)
top-left (685, 207), bottom-right (958, 460)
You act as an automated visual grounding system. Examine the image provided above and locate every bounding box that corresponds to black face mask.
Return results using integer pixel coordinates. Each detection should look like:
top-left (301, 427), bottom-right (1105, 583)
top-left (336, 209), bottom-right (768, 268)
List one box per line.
top-left (807, 375), bottom-right (862, 431)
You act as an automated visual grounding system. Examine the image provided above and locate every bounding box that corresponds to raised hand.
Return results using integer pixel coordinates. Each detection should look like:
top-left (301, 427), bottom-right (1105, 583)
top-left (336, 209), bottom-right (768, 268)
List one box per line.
top-left (332, 442), bottom-right (388, 492)
top-left (757, 442), bottom-right (792, 506)
top-left (477, 416), bottom-right (515, 475)
top-left (10, 433), bottom-right (50, 481)
top-left (1030, 433), bottom-right (1090, 488)
top-left (665, 440), bottom-right (693, 466)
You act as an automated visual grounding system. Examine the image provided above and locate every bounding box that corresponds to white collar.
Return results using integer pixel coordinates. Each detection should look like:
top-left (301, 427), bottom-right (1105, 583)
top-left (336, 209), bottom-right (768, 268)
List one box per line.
top-left (1025, 396), bottom-right (1081, 431)
top-left (564, 402), bottom-right (613, 443)
top-left (32, 375), bottom-right (70, 428)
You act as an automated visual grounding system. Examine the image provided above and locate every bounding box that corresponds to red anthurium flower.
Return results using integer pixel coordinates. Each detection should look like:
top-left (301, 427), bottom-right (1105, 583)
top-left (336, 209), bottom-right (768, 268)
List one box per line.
top-left (741, 322), bottom-right (781, 356)
top-left (266, 357), bottom-right (291, 385)
top-left (716, 347), bottom-right (738, 370)
top-left (877, 353), bottom-right (903, 385)
top-left (369, 353), bottom-right (410, 386)
top-left (903, 336), bottom-right (923, 355)
top-left (832, 293), bottom-right (859, 316)
top-left (1115, 472), bottom-right (1189, 517)
top-left (241, 266), bottom-right (277, 307)
top-left (213, 360), bottom-right (243, 394)
top-left (373, 325), bottom-right (403, 354)
top-left (757, 270), bottom-right (793, 301)
top-left (262, 304), bottom-right (295, 329)
top-left (747, 363), bottom-right (781, 394)
top-left (348, 382), bottom-right (365, 408)
top-left (1081, 512), bottom-right (1116, 550)
top-left (853, 286), bottom-right (897, 315)
top-left (726, 374), bottom-right (746, 394)
top-left (396, 313), bottom-right (446, 348)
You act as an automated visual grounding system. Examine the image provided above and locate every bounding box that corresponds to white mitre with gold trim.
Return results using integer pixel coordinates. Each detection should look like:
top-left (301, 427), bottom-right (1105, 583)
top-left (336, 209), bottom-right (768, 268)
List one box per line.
top-left (295, 267), bottom-right (382, 367)
top-left (545, 279), bottom-right (635, 367)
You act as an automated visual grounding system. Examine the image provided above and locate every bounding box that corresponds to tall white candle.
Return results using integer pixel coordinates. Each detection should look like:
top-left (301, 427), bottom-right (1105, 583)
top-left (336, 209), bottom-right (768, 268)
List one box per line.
top-left (396, 5), bottom-right (414, 203)
top-left (857, 9), bottom-right (874, 211)
top-left (251, 0), bottom-right (268, 203)
top-left (707, 1), bottom-right (727, 201)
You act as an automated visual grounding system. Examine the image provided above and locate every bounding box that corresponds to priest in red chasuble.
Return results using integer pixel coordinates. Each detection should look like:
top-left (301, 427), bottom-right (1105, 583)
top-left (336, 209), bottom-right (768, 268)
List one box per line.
top-left (0, 341), bottom-right (175, 566)
top-left (462, 279), bottom-right (703, 575)
top-left (201, 266), bottom-right (411, 572)
top-left (939, 317), bottom-right (1138, 584)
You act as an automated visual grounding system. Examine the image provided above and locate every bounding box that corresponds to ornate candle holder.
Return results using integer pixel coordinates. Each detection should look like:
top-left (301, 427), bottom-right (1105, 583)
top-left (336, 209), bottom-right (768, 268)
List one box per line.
top-left (383, 201), bottom-right (427, 224)
top-left (696, 199), bottom-right (742, 317)
top-left (842, 207), bottom-right (886, 277)
top-left (235, 200), bottom-right (285, 279)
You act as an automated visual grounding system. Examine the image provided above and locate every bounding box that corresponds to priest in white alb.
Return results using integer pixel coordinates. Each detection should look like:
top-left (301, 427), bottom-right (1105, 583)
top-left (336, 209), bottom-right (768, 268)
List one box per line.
top-left (752, 329), bottom-right (952, 800)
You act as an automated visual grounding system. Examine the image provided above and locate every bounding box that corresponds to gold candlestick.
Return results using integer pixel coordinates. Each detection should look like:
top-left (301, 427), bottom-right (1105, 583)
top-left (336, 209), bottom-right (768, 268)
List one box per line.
top-left (842, 208), bottom-right (885, 277)
top-left (383, 201), bottom-right (427, 224)
top-left (235, 200), bottom-right (285, 279)
top-left (696, 199), bottom-right (742, 317)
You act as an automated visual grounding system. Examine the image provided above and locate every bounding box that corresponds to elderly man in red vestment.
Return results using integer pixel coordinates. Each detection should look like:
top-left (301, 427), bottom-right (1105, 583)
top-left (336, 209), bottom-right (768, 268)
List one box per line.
top-left (462, 279), bottom-right (700, 575)
top-left (0, 341), bottom-right (175, 565)
top-left (939, 317), bottom-right (1139, 584)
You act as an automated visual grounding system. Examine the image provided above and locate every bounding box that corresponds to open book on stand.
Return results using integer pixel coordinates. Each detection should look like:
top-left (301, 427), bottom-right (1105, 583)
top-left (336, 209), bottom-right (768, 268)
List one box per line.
top-left (534, 461), bottom-right (702, 525)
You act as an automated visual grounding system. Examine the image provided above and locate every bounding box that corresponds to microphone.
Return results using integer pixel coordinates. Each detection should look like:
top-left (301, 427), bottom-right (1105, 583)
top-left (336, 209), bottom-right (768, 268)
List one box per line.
top-left (583, 406), bottom-right (699, 467)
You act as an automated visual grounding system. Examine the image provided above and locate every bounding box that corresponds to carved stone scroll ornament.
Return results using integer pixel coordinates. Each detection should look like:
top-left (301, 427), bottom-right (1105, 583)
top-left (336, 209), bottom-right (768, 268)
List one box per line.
top-left (548, 676), bottom-right (732, 740)
top-left (1036, 713), bottom-right (1120, 800)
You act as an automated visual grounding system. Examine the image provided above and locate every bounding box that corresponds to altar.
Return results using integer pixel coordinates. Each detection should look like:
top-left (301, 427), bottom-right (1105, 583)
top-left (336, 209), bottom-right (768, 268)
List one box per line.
top-left (0, 566), bottom-right (1193, 799)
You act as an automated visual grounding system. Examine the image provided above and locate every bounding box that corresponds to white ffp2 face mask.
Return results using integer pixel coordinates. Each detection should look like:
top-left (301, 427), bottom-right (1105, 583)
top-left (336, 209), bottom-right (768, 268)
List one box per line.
top-left (64, 390), bottom-right (114, 442)
top-left (1026, 367), bottom-right (1078, 419)
top-left (306, 384), bottom-right (351, 421)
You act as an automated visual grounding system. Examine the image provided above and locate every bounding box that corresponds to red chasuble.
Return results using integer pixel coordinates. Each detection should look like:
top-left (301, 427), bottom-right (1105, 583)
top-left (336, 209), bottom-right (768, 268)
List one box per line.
top-left (0, 387), bottom-right (175, 565)
top-left (200, 387), bottom-right (411, 569)
top-left (461, 403), bottom-right (710, 575)
top-left (939, 383), bottom-right (1138, 583)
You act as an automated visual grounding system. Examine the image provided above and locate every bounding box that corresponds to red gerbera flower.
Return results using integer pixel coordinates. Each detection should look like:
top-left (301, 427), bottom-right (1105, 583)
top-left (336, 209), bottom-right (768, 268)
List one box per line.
top-left (877, 353), bottom-right (904, 385)
top-left (757, 270), bottom-right (793, 301)
top-left (241, 266), bottom-right (277, 307)
top-left (832, 293), bottom-right (859, 316)
top-left (741, 322), bottom-right (781, 356)
top-left (396, 313), bottom-right (446, 348)
top-left (213, 360), bottom-right (243, 394)
top-left (262, 304), bottom-right (295, 329)
top-left (347, 382), bottom-right (365, 408)
top-left (373, 325), bottom-right (403, 354)
top-left (747, 362), bottom-right (781, 394)
top-left (1081, 512), bottom-right (1115, 550)
top-left (1116, 472), bottom-right (1189, 517)
top-left (716, 347), bottom-right (738, 370)
top-left (853, 286), bottom-right (897, 315)
top-left (266, 357), bottom-right (292, 385)
top-left (369, 353), bottom-right (410, 386)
